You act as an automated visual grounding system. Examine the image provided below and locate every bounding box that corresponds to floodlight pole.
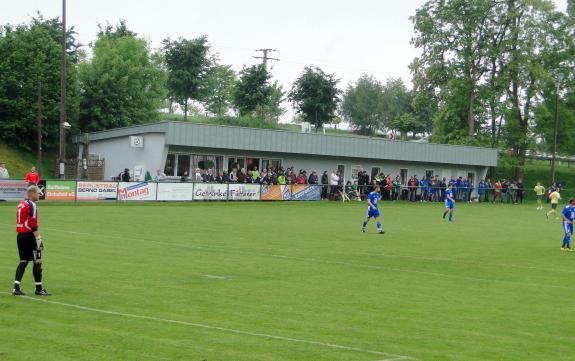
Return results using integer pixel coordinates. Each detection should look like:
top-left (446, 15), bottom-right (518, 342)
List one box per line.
top-left (58, 0), bottom-right (67, 179)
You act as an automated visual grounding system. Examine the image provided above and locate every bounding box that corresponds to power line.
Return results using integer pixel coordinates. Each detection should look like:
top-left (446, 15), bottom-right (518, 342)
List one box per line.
top-left (254, 48), bottom-right (280, 65)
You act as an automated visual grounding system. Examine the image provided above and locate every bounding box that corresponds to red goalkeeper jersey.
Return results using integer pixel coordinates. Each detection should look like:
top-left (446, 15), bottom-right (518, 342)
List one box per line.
top-left (16, 199), bottom-right (38, 233)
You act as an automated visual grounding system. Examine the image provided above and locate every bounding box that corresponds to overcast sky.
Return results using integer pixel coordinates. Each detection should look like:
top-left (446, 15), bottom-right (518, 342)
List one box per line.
top-left (3, 0), bottom-right (569, 123)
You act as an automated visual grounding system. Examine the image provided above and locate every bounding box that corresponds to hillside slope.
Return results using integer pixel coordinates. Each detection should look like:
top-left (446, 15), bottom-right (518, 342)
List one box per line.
top-left (0, 142), bottom-right (55, 179)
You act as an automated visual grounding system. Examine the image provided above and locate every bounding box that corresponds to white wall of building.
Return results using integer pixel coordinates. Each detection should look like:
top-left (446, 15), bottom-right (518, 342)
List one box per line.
top-left (84, 133), bottom-right (167, 180)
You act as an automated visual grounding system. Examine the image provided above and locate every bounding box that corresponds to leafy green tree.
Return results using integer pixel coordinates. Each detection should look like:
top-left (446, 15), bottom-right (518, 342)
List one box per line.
top-left (79, 23), bottom-right (165, 132)
top-left (0, 15), bottom-right (79, 151)
top-left (204, 64), bottom-right (236, 117)
top-left (288, 67), bottom-right (341, 130)
top-left (233, 64), bottom-right (282, 120)
top-left (162, 36), bottom-right (212, 120)
top-left (389, 113), bottom-right (425, 140)
top-left (341, 74), bottom-right (385, 135)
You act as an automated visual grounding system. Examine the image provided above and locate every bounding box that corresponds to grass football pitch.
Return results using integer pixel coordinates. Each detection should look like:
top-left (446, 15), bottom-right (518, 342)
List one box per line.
top-left (0, 201), bottom-right (573, 361)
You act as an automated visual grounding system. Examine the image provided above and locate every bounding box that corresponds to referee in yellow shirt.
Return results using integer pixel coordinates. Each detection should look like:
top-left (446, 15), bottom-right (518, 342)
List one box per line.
top-left (534, 182), bottom-right (546, 210)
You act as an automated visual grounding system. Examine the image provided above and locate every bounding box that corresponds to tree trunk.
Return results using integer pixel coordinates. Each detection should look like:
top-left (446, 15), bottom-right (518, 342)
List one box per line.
top-left (184, 99), bottom-right (188, 120)
top-left (467, 91), bottom-right (475, 137)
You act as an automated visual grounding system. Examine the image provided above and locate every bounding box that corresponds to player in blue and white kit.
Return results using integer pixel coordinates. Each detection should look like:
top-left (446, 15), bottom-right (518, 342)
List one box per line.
top-left (560, 198), bottom-right (575, 251)
top-left (362, 185), bottom-right (384, 234)
top-left (442, 183), bottom-right (455, 222)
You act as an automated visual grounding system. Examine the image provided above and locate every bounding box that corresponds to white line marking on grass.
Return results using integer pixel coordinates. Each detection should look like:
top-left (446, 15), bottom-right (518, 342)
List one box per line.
top-left (0, 292), bottom-right (414, 360)
top-left (2, 223), bottom-right (569, 290)
top-left (203, 274), bottom-right (231, 280)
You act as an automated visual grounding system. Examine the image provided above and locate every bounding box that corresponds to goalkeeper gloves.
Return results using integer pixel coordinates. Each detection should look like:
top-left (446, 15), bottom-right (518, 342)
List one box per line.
top-left (35, 237), bottom-right (44, 251)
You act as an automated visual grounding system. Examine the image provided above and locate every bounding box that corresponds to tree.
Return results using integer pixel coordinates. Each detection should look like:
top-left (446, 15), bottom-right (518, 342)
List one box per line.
top-left (411, 0), bottom-right (510, 140)
top-left (341, 74), bottom-right (385, 135)
top-left (0, 15), bottom-right (79, 152)
top-left (233, 64), bottom-right (278, 119)
top-left (204, 64), bottom-right (236, 117)
top-left (288, 67), bottom-right (341, 130)
top-left (163, 36), bottom-right (212, 120)
top-left (78, 22), bottom-right (165, 132)
top-left (389, 113), bottom-right (425, 140)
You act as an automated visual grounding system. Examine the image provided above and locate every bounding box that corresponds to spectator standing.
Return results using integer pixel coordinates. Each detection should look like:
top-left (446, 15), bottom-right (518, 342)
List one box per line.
top-left (494, 180), bottom-right (502, 203)
top-left (330, 170), bottom-right (340, 200)
top-left (251, 167), bottom-right (260, 182)
top-left (484, 179), bottom-right (492, 202)
top-left (215, 172), bottom-right (223, 183)
top-left (278, 172), bottom-right (286, 185)
top-left (155, 169), bottom-right (166, 182)
top-left (228, 169), bottom-right (237, 182)
top-left (120, 168), bottom-right (131, 182)
top-left (0, 162), bottom-right (9, 179)
top-left (194, 168), bottom-right (203, 182)
top-left (392, 176), bottom-right (401, 200)
top-left (237, 168), bottom-right (247, 183)
top-left (516, 179), bottom-right (524, 203)
top-left (288, 169), bottom-right (297, 185)
top-left (180, 171), bottom-right (189, 182)
top-left (308, 170), bottom-right (318, 185)
top-left (25, 166), bottom-right (40, 185)
top-left (478, 179), bottom-right (486, 202)
top-left (321, 171), bottom-right (329, 200)
top-left (222, 171), bottom-right (230, 183)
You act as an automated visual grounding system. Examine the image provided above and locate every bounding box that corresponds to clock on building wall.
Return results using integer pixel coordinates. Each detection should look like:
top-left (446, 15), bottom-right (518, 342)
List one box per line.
top-left (130, 136), bottom-right (144, 148)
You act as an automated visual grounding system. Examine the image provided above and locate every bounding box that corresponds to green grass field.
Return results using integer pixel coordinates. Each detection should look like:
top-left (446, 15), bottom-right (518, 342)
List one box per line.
top-left (0, 201), bottom-right (573, 361)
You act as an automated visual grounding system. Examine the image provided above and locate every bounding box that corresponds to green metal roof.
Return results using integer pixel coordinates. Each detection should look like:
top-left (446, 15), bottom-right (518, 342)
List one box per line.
top-left (74, 121), bottom-right (498, 167)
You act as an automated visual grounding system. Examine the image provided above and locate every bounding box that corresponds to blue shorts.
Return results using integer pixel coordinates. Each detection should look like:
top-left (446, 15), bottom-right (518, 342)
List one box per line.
top-left (367, 207), bottom-right (380, 218)
top-left (563, 222), bottom-right (573, 235)
top-left (445, 200), bottom-right (454, 209)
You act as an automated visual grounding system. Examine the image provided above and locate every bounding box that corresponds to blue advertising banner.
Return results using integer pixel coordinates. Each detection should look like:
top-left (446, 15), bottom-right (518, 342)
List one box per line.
top-left (290, 185), bottom-right (321, 201)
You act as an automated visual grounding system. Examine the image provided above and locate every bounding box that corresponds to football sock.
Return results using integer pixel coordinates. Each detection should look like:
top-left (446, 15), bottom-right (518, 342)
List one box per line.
top-left (362, 221), bottom-right (368, 229)
top-left (377, 222), bottom-right (382, 232)
top-left (14, 261), bottom-right (28, 287)
top-left (443, 210), bottom-right (448, 219)
top-left (449, 212), bottom-right (453, 222)
top-left (33, 263), bottom-right (42, 287)
top-left (563, 234), bottom-right (571, 248)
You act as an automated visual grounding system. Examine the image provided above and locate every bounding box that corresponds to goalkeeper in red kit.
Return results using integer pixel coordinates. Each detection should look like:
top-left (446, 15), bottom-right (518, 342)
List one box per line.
top-left (13, 185), bottom-right (50, 296)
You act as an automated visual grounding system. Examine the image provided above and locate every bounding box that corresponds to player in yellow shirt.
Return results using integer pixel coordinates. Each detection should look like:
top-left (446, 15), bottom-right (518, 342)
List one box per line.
top-left (546, 188), bottom-right (561, 220)
top-left (534, 182), bottom-right (546, 210)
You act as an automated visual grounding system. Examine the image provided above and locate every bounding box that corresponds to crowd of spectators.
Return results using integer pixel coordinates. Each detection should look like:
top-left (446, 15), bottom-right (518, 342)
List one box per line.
top-left (122, 164), bottom-right (563, 204)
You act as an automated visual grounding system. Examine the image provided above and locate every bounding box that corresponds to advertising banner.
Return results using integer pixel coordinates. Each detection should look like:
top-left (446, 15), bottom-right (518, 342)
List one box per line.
top-left (76, 182), bottom-right (118, 201)
top-left (157, 183), bottom-right (195, 201)
top-left (290, 185), bottom-right (321, 201)
top-left (228, 184), bottom-right (260, 201)
top-left (118, 182), bottom-right (157, 201)
top-left (45, 181), bottom-right (76, 201)
top-left (261, 185), bottom-right (291, 201)
top-left (193, 183), bottom-right (228, 201)
top-left (0, 179), bottom-right (28, 200)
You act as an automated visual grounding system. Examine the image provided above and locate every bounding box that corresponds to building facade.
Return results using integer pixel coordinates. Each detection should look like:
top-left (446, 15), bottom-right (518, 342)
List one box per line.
top-left (73, 121), bottom-right (498, 187)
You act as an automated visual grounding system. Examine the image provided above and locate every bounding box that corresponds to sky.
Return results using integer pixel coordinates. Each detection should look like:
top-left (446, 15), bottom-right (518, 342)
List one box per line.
top-left (2, 0), bottom-right (569, 124)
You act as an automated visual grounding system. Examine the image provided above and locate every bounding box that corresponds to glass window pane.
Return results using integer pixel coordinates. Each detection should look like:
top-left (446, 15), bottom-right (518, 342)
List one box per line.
top-left (164, 154), bottom-right (175, 176)
top-left (177, 155), bottom-right (190, 177)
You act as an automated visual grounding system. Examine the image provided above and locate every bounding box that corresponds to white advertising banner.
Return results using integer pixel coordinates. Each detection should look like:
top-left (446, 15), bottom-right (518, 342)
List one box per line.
top-left (228, 184), bottom-right (260, 201)
top-left (117, 182), bottom-right (157, 201)
top-left (76, 181), bottom-right (118, 201)
top-left (0, 180), bottom-right (28, 200)
top-left (156, 183), bottom-right (195, 201)
top-left (193, 183), bottom-right (228, 201)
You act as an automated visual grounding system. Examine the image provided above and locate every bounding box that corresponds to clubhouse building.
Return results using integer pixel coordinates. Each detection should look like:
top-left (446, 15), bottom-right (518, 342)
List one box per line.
top-left (73, 121), bottom-right (498, 187)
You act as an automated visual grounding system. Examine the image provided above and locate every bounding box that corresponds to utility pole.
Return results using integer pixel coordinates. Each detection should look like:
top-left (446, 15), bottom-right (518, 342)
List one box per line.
top-left (58, 0), bottom-right (67, 179)
top-left (253, 49), bottom-right (279, 66)
top-left (37, 78), bottom-right (43, 178)
top-left (550, 80), bottom-right (560, 185)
